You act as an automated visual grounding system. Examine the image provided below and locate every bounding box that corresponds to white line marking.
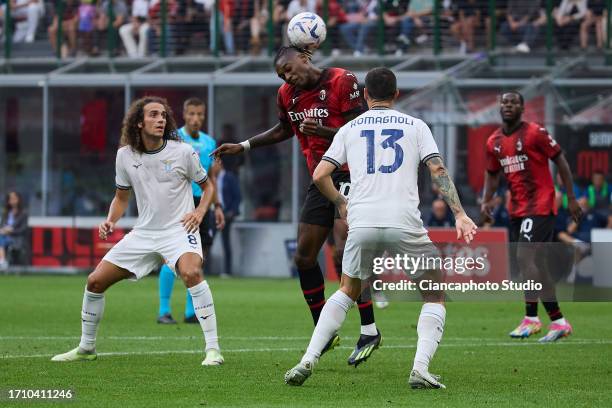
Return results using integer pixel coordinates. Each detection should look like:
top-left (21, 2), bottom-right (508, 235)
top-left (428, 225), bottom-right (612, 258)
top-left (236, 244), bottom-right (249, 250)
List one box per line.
top-left (2, 339), bottom-right (611, 360)
top-left (1, 335), bottom-right (608, 342)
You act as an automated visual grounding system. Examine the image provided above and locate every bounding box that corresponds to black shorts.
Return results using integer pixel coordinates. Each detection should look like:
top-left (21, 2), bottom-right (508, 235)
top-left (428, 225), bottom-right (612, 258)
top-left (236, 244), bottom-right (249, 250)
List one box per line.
top-left (193, 196), bottom-right (216, 246)
top-left (300, 171), bottom-right (350, 228)
top-left (509, 215), bottom-right (555, 243)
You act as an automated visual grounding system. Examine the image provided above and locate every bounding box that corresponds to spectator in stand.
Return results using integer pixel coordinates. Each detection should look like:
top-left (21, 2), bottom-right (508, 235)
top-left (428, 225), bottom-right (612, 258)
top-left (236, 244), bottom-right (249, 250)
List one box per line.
top-left (0, 0), bottom-right (44, 43)
top-left (286, 0), bottom-right (315, 18)
top-left (556, 172), bottom-right (587, 210)
top-left (210, 0), bottom-right (235, 54)
top-left (78, 0), bottom-right (97, 54)
top-left (397, 0), bottom-right (434, 53)
top-left (581, 0), bottom-right (607, 49)
top-left (485, 190), bottom-right (511, 229)
top-left (480, 0), bottom-right (508, 49)
top-left (557, 196), bottom-right (607, 246)
top-left (147, 0), bottom-right (179, 55)
top-left (316, 0), bottom-right (346, 53)
top-left (175, 0), bottom-right (208, 55)
top-left (119, 0), bottom-right (150, 57)
top-left (382, 0), bottom-right (408, 54)
top-left (454, 0), bottom-right (481, 53)
top-left (48, 0), bottom-right (79, 57)
top-left (554, 0), bottom-right (588, 49)
top-left (91, 0), bottom-right (128, 56)
top-left (500, 0), bottom-right (545, 53)
top-left (233, 0), bottom-right (255, 53)
top-left (0, 191), bottom-right (29, 269)
top-left (427, 198), bottom-right (454, 227)
top-left (249, 0), bottom-right (286, 53)
top-left (339, 0), bottom-right (378, 56)
top-left (587, 171), bottom-right (610, 215)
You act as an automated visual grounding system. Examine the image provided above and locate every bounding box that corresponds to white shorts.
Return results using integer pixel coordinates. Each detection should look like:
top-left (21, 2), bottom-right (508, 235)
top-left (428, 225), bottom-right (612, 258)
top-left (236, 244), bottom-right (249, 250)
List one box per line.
top-left (342, 227), bottom-right (439, 280)
top-left (103, 227), bottom-right (203, 280)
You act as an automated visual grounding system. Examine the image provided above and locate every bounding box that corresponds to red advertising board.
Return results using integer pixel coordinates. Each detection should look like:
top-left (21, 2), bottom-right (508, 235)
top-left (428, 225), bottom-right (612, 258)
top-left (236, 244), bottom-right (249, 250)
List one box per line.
top-left (427, 228), bottom-right (509, 283)
top-left (31, 227), bottom-right (129, 267)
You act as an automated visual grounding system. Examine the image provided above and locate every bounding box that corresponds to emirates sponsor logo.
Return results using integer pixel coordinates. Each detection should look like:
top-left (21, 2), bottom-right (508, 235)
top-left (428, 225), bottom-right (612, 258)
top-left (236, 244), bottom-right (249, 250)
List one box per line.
top-left (500, 154), bottom-right (528, 174)
top-left (288, 107), bottom-right (329, 122)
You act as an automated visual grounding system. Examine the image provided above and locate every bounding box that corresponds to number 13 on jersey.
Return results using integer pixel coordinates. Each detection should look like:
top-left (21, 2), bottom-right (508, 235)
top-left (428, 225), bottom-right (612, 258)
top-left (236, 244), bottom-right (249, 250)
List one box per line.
top-left (360, 129), bottom-right (404, 174)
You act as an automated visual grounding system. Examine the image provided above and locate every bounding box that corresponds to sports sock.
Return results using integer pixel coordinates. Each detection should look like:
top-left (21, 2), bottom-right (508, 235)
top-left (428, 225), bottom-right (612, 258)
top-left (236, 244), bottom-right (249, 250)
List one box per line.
top-left (298, 264), bottom-right (326, 325)
top-left (302, 290), bottom-right (354, 365)
top-left (158, 265), bottom-right (175, 316)
top-left (184, 292), bottom-right (195, 319)
top-left (543, 301), bottom-right (563, 321)
top-left (412, 303), bottom-right (446, 374)
top-left (552, 317), bottom-right (567, 325)
top-left (79, 289), bottom-right (105, 352)
top-left (357, 286), bottom-right (376, 335)
top-left (188, 281), bottom-right (219, 351)
top-left (524, 315), bottom-right (540, 323)
top-left (525, 301), bottom-right (538, 318)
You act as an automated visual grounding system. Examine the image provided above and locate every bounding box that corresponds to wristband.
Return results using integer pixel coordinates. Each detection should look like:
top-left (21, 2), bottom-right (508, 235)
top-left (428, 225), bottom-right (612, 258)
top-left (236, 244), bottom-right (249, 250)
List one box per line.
top-left (240, 140), bottom-right (251, 152)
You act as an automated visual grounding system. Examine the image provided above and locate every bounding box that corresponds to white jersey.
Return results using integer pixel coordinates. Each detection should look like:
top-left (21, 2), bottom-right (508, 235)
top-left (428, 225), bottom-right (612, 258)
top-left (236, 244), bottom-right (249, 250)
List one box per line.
top-left (115, 139), bottom-right (208, 231)
top-left (322, 108), bottom-right (440, 233)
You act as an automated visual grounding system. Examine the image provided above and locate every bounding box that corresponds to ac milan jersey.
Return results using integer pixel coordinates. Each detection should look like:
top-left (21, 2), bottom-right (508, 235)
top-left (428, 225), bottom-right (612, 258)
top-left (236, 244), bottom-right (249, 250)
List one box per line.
top-left (486, 122), bottom-right (561, 218)
top-left (277, 67), bottom-right (366, 175)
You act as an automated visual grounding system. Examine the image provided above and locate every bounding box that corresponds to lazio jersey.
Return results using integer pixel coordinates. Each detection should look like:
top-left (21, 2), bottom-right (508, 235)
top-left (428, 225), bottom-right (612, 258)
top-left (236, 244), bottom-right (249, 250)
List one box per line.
top-left (178, 126), bottom-right (217, 197)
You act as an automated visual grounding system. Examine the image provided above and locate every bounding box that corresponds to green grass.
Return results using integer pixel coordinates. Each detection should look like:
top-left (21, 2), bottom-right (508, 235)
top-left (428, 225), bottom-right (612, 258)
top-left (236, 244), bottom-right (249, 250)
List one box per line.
top-left (1, 275), bottom-right (611, 407)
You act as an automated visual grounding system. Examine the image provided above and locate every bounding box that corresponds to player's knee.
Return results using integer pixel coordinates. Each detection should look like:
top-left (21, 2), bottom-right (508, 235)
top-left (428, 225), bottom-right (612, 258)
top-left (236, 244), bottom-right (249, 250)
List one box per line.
top-left (179, 266), bottom-right (202, 286)
top-left (294, 253), bottom-right (316, 270)
top-left (86, 273), bottom-right (106, 293)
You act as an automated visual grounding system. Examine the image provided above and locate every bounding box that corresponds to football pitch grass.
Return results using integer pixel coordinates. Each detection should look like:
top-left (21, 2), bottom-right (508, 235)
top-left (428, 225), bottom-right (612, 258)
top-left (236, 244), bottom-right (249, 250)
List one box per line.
top-left (1, 275), bottom-right (611, 408)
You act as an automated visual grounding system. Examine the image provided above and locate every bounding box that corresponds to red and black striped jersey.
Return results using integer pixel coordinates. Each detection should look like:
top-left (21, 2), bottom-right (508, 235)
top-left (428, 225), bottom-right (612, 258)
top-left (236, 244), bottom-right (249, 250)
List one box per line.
top-left (486, 122), bottom-right (562, 218)
top-left (277, 67), bottom-right (366, 175)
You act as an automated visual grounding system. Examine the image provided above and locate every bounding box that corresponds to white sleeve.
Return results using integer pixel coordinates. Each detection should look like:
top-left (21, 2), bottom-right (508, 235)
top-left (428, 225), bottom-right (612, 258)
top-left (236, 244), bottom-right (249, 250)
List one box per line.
top-left (417, 120), bottom-right (440, 164)
top-left (115, 149), bottom-right (131, 190)
top-left (322, 126), bottom-right (348, 168)
top-left (187, 146), bottom-right (208, 184)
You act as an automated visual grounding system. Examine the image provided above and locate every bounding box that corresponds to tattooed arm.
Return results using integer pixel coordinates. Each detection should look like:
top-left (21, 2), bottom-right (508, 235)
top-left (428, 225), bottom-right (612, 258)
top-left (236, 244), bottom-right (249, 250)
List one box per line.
top-left (426, 156), bottom-right (478, 243)
top-left (426, 156), bottom-right (464, 216)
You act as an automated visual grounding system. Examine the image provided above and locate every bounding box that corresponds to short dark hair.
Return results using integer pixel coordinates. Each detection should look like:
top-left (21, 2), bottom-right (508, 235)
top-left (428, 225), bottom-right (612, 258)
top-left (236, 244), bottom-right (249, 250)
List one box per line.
top-left (273, 45), bottom-right (310, 66)
top-left (502, 90), bottom-right (524, 105)
top-left (183, 97), bottom-right (205, 111)
top-left (365, 67), bottom-right (397, 101)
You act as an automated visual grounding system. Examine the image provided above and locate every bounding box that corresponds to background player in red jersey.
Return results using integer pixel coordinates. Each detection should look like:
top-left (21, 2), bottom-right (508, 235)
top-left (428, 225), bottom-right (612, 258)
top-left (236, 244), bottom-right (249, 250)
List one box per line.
top-left (481, 91), bottom-right (582, 342)
top-left (212, 46), bottom-right (381, 366)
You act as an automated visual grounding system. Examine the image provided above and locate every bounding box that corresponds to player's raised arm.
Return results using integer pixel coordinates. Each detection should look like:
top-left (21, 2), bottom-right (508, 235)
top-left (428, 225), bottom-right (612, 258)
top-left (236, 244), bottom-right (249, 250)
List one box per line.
top-left (426, 156), bottom-right (477, 243)
top-left (553, 152), bottom-right (582, 223)
top-left (100, 188), bottom-right (130, 240)
top-left (211, 121), bottom-right (293, 158)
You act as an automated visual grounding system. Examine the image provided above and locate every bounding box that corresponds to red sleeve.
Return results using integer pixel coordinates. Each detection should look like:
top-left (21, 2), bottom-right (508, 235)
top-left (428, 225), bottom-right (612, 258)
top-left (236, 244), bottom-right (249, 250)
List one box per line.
top-left (533, 124), bottom-right (562, 159)
top-left (486, 137), bottom-right (502, 173)
top-left (277, 86), bottom-right (289, 123)
top-left (337, 70), bottom-right (366, 116)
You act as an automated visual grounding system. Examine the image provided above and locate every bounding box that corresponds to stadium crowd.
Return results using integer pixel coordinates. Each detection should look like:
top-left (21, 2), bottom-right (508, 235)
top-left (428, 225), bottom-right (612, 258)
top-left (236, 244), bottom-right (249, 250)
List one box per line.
top-left (0, 0), bottom-right (609, 58)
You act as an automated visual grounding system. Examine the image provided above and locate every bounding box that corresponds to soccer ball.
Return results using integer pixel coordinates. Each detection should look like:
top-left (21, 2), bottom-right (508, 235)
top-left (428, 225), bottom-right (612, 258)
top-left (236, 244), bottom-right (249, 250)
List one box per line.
top-left (287, 12), bottom-right (327, 49)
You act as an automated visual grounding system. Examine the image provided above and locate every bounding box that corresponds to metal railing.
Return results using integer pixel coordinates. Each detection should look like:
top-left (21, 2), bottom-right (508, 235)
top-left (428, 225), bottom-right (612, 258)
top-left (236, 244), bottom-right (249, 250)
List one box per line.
top-left (0, 0), bottom-right (610, 63)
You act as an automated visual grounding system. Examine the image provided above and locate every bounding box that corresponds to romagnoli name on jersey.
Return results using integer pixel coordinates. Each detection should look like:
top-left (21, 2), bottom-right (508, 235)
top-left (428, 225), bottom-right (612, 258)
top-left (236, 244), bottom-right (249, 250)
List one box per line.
top-left (350, 115), bottom-right (415, 127)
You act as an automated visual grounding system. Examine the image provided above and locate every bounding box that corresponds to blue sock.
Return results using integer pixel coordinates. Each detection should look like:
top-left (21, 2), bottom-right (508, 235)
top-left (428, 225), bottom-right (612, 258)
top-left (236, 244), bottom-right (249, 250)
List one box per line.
top-left (158, 265), bottom-right (175, 317)
top-left (185, 291), bottom-right (195, 319)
